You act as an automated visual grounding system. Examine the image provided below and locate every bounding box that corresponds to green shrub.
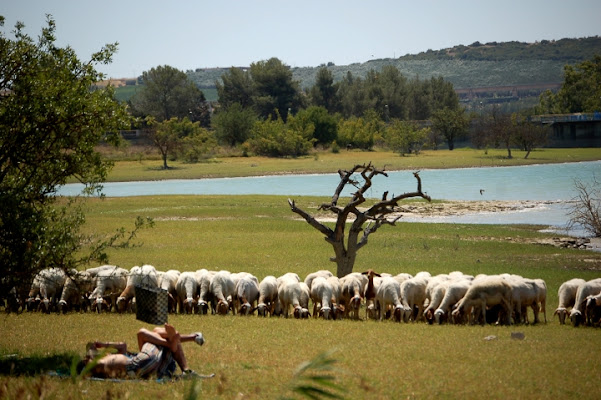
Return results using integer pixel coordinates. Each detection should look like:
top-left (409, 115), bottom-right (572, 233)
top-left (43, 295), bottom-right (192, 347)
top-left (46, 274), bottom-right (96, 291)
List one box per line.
top-left (247, 114), bottom-right (315, 157)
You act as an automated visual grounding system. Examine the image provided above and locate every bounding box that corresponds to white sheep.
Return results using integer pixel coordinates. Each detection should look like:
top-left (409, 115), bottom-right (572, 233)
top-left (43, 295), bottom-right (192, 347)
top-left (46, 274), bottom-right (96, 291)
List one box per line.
top-left (310, 276), bottom-right (335, 320)
top-left (505, 276), bottom-right (540, 324)
top-left (117, 264), bottom-right (159, 313)
top-left (400, 276), bottom-right (429, 322)
top-left (554, 278), bottom-right (586, 325)
top-left (451, 275), bottom-right (513, 325)
top-left (585, 291), bottom-right (601, 325)
top-left (158, 269), bottom-right (180, 313)
top-left (434, 279), bottom-right (472, 324)
top-left (35, 268), bottom-right (67, 313)
top-left (257, 275), bottom-right (279, 317)
top-left (196, 269), bottom-right (216, 315)
top-left (176, 271), bottom-right (199, 314)
top-left (278, 280), bottom-right (305, 319)
top-left (374, 277), bottom-right (403, 322)
top-left (569, 278), bottom-right (601, 327)
top-left (210, 270), bottom-right (236, 315)
top-left (304, 270), bottom-right (333, 291)
top-left (58, 270), bottom-right (94, 313)
top-left (235, 274), bottom-right (260, 315)
top-left (326, 276), bottom-right (344, 319)
top-left (277, 272), bottom-right (301, 287)
top-left (89, 266), bottom-right (128, 313)
top-left (424, 280), bottom-right (452, 324)
top-left (298, 282), bottom-right (311, 318)
top-left (393, 273), bottom-right (413, 287)
top-left (532, 278), bottom-right (547, 324)
top-left (340, 272), bottom-right (368, 320)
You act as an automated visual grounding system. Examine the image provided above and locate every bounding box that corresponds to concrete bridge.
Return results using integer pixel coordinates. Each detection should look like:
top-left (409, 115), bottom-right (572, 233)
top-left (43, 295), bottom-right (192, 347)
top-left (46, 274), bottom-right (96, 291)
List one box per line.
top-left (530, 112), bottom-right (601, 147)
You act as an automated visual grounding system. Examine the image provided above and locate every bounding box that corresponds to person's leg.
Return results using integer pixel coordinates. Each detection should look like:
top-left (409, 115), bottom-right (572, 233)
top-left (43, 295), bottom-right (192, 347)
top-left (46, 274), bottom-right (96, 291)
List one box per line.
top-left (137, 328), bottom-right (176, 352)
top-left (171, 341), bottom-right (189, 371)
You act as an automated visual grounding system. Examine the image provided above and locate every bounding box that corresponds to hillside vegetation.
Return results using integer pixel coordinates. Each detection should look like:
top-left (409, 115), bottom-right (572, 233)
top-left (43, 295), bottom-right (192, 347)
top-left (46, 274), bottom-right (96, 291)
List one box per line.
top-left (185, 37), bottom-right (601, 91)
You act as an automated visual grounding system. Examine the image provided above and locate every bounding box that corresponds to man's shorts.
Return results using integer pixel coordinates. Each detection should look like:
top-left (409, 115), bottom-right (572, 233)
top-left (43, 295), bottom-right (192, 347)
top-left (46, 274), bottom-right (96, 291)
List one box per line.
top-left (126, 342), bottom-right (176, 379)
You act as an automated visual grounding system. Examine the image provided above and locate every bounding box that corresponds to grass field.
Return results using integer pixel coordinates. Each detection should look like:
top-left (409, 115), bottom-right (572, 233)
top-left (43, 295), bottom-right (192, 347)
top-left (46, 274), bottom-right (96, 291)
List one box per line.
top-left (98, 147), bottom-right (601, 182)
top-left (2, 194), bottom-right (601, 399)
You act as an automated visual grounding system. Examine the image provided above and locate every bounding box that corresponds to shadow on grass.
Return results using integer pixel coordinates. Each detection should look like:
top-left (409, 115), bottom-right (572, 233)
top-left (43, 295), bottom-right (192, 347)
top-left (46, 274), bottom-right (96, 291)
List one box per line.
top-left (0, 353), bottom-right (76, 376)
top-left (145, 166), bottom-right (185, 172)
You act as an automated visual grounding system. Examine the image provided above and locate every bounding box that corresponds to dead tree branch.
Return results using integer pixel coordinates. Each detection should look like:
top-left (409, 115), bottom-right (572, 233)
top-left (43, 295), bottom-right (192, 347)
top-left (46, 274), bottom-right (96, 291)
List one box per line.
top-left (289, 165), bottom-right (431, 277)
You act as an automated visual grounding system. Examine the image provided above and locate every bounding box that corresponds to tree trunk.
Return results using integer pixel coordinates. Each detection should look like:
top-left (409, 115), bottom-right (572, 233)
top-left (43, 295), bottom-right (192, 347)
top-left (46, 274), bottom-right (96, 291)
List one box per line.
top-left (506, 146), bottom-right (512, 159)
top-left (447, 139), bottom-right (455, 151)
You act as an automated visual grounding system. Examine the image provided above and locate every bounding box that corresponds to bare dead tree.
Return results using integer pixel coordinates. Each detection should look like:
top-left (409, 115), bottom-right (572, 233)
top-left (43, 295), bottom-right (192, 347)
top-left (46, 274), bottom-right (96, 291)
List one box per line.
top-left (288, 163), bottom-right (431, 278)
top-left (567, 177), bottom-right (601, 238)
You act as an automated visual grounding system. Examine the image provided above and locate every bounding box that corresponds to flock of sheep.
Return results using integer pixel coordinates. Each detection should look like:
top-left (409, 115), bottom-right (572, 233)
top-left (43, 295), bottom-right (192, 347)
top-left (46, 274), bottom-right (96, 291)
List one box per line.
top-left (14, 265), bottom-right (601, 327)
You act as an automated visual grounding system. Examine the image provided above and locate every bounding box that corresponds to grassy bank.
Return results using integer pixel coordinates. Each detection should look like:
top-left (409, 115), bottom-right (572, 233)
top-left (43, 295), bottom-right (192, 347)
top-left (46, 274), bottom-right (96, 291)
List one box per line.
top-left (100, 147), bottom-right (601, 182)
top-left (2, 195), bottom-right (600, 399)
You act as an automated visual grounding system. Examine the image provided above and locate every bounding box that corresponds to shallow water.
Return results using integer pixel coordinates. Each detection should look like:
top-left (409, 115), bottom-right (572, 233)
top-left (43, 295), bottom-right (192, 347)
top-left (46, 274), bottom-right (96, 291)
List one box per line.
top-left (58, 161), bottom-right (601, 232)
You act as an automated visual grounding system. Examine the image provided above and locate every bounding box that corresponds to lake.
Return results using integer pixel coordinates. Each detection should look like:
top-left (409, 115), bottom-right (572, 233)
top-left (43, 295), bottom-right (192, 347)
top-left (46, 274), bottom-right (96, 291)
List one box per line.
top-left (58, 161), bottom-right (601, 233)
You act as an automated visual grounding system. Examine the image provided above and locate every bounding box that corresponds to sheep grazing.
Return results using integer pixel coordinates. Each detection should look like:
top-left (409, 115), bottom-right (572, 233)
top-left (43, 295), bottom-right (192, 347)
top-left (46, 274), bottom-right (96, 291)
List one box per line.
top-left (210, 270), bottom-right (236, 315)
top-left (327, 276), bottom-right (344, 320)
top-left (235, 274), bottom-right (260, 315)
top-left (158, 269), bottom-right (180, 313)
top-left (434, 279), bottom-right (472, 324)
top-left (278, 279), bottom-right (305, 319)
top-left (304, 270), bottom-right (333, 291)
top-left (176, 271), bottom-right (199, 314)
top-left (362, 269), bottom-right (382, 320)
top-left (340, 272), bottom-right (368, 320)
top-left (424, 280), bottom-right (452, 324)
top-left (570, 278), bottom-right (601, 327)
top-left (298, 282), bottom-right (311, 318)
top-left (277, 272), bottom-right (301, 286)
top-left (58, 270), bottom-right (94, 313)
top-left (554, 278), bottom-right (586, 325)
top-left (585, 291), bottom-right (601, 326)
top-left (256, 275), bottom-right (279, 317)
top-left (34, 268), bottom-right (67, 313)
top-left (89, 266), bottom-right (129, 313)
top-left (375, 277), bottom-right (403, 322)
top-left (196, 269), bottom-right (216, 315)
top-left (452, 276), bottom-right (513, 325)
top-left (505, 276), bottom-right (540, 324)
top-left (26, 272), bottom-right (43, 311)
top-left (117, 265), bottom-right (159, 313)
top-left (532, 278), bottom-right (548, 324)
top-left (400, 276), bottom-right (429, 323)
top-left (310, 276), bottom-right (335, 320)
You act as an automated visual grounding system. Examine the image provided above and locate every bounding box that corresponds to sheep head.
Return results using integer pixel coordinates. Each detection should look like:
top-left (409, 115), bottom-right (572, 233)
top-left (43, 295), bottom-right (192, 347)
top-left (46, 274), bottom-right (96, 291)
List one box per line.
top-left (58, 300), bottom-right (69, 314)
top-left (199, 300), bottom-right (209, 315)
top-left (116, 296), bottom-right (129, 313)
top-left (320, 306), bottom-right (332, 320)
top-left (256, 303), bottom-right (268, 317)
top-left (239, 302), bottom-right (252, 315)
top-left (393, 306), bottom-right (403, 322)
top-left (217, 300), bottom-right (229, 315)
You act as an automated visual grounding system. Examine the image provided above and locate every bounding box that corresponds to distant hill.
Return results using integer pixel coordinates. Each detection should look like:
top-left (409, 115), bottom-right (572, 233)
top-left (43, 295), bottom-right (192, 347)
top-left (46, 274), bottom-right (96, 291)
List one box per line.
top-left (186, 36), bottom-right (601, 91)
top-left (114, 37), bottom-right (600, 105)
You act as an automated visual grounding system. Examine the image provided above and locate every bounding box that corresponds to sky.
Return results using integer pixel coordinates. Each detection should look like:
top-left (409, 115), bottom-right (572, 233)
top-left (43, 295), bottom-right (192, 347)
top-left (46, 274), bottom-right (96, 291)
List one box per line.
top-left (3, 0), bottom-right (601, 79)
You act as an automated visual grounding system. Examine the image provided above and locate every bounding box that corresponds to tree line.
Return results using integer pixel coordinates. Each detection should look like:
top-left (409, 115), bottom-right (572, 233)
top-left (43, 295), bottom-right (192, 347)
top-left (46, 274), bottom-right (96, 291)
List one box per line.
top-left (127, 54), bottom-right (594, 166)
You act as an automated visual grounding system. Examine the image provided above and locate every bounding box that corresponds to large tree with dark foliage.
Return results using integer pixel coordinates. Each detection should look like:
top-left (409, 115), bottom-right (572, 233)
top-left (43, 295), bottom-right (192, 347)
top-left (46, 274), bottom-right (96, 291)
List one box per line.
top-left (0, 16), bottom-right (150, 307)
top-left (130, 65), bottom-right (210, 126)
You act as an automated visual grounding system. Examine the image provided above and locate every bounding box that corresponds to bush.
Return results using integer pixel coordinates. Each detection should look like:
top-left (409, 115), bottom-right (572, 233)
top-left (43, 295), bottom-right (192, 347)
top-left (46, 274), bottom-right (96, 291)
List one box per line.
top-left (336, 117), bottom-right (375, 150)
top-left (246, 114), bottom-right (315, 157)
top-left (383, 119), bottom-right (429, 156)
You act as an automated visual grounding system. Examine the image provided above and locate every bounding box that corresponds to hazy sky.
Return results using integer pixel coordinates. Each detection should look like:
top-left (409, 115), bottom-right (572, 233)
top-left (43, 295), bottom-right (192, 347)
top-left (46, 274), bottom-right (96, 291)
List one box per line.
top-left (3, 0), bottom-right (601, 78)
